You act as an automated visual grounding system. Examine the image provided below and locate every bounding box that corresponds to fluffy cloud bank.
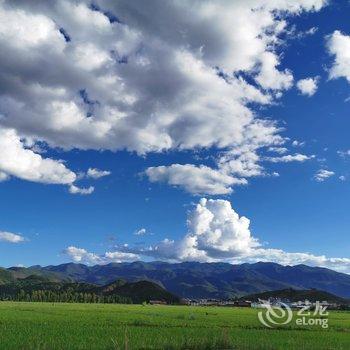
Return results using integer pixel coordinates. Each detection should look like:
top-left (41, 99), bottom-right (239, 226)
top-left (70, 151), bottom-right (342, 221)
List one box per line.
top-left (64, 198), bottom-right (350, 273)
top-left (0, 0), bottom-right (322, 193)
top-left (0, 231), bottom-right (26, 243)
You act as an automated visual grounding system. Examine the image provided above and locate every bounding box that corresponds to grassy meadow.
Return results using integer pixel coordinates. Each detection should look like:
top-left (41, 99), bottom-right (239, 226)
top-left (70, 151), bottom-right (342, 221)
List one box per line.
top-left (0, 302), bottom-right (349, 349)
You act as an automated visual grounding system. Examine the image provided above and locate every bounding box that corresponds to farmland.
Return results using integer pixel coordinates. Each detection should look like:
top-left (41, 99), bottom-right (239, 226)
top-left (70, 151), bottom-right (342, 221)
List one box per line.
top-left (0, 302), bottom-right (349, 349)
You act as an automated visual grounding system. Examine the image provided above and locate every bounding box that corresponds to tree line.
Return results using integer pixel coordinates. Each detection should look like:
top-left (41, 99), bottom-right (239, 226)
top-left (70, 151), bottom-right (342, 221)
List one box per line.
top-left (0, 290), bottom-right (132, 304)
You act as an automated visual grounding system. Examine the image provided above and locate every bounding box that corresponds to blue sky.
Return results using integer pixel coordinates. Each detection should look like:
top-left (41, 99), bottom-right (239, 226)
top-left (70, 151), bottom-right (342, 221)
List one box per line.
top-left (0, 0), bottom-right (349, 271)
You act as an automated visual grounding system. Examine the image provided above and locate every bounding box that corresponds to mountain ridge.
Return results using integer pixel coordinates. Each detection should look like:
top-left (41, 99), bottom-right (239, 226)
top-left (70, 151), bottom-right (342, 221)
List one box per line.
top-left (3, 261), bottom-right (350, 299)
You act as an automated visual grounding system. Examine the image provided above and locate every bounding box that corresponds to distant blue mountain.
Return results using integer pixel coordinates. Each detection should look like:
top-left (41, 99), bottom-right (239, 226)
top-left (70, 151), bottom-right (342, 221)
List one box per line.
top-left (7, 261), bottom-right (349, 299)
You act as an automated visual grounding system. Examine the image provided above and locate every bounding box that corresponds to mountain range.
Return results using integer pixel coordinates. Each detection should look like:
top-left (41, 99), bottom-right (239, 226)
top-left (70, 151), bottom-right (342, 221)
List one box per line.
top-left (1, 261), bottom-right (350, 299)
top-left (0, 275), bottom-right (179, 304)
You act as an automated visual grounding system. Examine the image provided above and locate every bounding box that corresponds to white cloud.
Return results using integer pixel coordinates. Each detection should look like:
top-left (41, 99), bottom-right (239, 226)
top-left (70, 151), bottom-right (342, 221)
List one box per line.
top-left (339, 175), bottom-right (346, 181)
top-left (146, 164), bottom-right (247, 195)
top-left (255, 51), bottom-right (294, 91)
top-left (292, 140), bottom-right (305, 147)
top-left (303, 26), bottom-right (318, 36)
top-left (146, 149), bottom-right (314, 195)
top-left (268, 147), bottom-right (288, 154)
top-left (63, 245), bottom-right (139, 265)
top-left (0, 4), bottom-right (65, 49)
top-left (291, 26), bottom-right (318, 39)
top-left (67, 198), bottom-right (350, 273)
top-left (314, 169), bottom-right (335, 182)
top-left (265, 153), bottom-right (313, 163)
top-left (0, 126), bottom-right (76, 184)
top-left (337, 150), bottom-right (350, 157)
top-left (296, 77), bottom-right (319, 96)
top-left (0, 127), bottom-right (97, 192)
top-left (0, 231), bottom-right (25, 243)
top-left (219, 149), bottom-right (268, 178)
top-left (63, 246), bottom-right (100, 264)
top-left (147, 198), bottom-right (350, 272)
top-left (327, 30), bottom-right (350, 82)
top-left (69, 184), bottom-right (94, 195)
top-left (134, 228), bottom-right (147, 236)
top-left (123, 198), bottom-right (263, 262)
top-left (243, 249), bottom-right (350, 274)
top-left (0, 0), bottom-right (326, 191)
top-left (104, 251), bottom-right (139, 263)
top-left (86, 168), bottom-right (111, 179)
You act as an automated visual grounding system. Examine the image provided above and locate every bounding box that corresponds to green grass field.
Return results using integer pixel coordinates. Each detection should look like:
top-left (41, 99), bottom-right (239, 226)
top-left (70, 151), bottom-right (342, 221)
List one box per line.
top-left (0, 302), bottom-right (349, 350)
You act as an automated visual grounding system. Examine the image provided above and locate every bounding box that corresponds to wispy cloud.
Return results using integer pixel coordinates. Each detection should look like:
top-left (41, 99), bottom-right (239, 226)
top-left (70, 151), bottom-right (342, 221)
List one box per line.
top-left (86, 168), bottom-right (111, 179)
top-left (69, 184), bottom-right (94, 195)
top-left (314, 169), bottom-right (335, 182)
top-left (0, 231), bottom-right (26, 243)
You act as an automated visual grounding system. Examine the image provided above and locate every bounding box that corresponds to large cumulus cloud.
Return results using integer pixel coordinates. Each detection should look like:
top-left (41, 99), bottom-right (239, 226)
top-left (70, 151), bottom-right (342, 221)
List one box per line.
top-left (66, 198), bottom-right (350, 273)
top-left (0, 0), bottom-right (322, 192)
